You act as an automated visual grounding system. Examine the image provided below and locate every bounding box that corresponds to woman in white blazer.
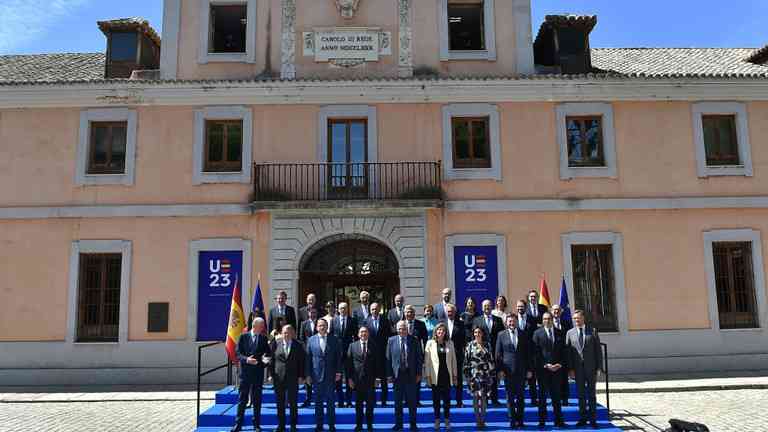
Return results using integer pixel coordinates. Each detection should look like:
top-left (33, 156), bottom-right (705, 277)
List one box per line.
top-left (423, 322), bottom-right (458, 431)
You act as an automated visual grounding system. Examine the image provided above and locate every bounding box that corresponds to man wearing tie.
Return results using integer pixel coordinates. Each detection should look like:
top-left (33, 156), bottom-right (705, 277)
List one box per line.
top-left (551, 304), bottom-right (573, 406)
top-left (433, 288), bottom-right (452, 321)
top-left (306, 318), bottom-right (343, 432)
top-left (232, 317), bottom-right (270, 432)
top-left (332, 302), bottom-right (357, 407)
top-left (566, 310), bottom-right (604, 429)
top-left (347, 326), bottom-right (380, 432)
top-left (532, 313), bottom-right (566, 428)
top-left (365, 302), bottom-right (391, 406)
top-left (299, 308), bottom-right (319, 408)
top-left (472, 299), bottom-right (504, 406)
top-left (527, 290), bottom-right (549, 327)
top-left (441, 303), bottom-right (466, 408)
top-left (387, 294), bottom-right (406, 333)
top-left (404, 305), bottom-right (427, 347)
top-left (516, 300), bottom-right (539, 406)
top-left (269, 325), bottom-right (305, 432)
top-left (352, 290), bottom-right (371, 324)
top-left (495, 314), bottom-right (532, 429)
top-left (269, 291), bottom-right (298, 333)
top-left (386, 320), bottom-right (424, 432)
top-left (299, 293), bottom-right (324, 323)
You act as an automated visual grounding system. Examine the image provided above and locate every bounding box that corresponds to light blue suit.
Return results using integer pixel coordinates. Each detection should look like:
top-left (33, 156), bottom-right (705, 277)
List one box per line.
top-left (306, 333), bottom-right (343, 430)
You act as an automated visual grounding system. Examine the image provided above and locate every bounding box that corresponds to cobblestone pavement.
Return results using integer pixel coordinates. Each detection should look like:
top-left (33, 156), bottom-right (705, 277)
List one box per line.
top-left (0, 390), bottom-right (765, 432)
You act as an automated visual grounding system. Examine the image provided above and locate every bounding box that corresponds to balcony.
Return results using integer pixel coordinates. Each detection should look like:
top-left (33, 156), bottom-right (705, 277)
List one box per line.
top-left (252, 161), bottom-right (444, 209)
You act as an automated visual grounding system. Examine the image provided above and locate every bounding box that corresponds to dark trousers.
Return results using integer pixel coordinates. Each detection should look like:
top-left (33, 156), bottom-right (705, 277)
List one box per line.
top-left (527, 370), bottom-right (538, 403)
top-left (561, 374), bottom-right (570, 405)
top-left (503, 372), bottom-right (526, 423)
top-left (376, 370), bottom-right (389, 404)
top-left (234, 379), bottom-right (263, 428)
top-left (335, 371), bottom-right (353, 405)
top-left (575, 369), bottom-right (598, 423)
top-left (314, 380), bottom-right (336, 430)
top-left (393, 372), bottom-right (418, 427)
top-left (454, 358), bottom-right (464, 405)
top-left (305, 382), bottom-right (313, 404)
top-left (355, 381), bottom-right (376, 429)
top-left (431, 384), bottom-right (451, 420)
top-left (536, 369), bottom-right (563, 423)
top-left (275, 379), bottom-right (299, 429)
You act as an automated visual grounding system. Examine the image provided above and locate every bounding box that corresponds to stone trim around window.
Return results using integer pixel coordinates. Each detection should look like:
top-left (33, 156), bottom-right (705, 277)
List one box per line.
top-left (438, 0), bottom-right (497, 61)
top-left (193, 106), bottom-right (253, 185)
top-left (692, 102), bottom-right (753, 178)
top-left (445, 233), bottom-right (508, 300)
top-left (442, 103), bottom-right (502, 181)
top-left (561, 232), bottom-right (628, 335)
top-left (703, 229), bottom-right (766, 331)
top-left (198, 0), bottom-right (258, 64)
top-left (556, 103), bottom-right (617, 180)
top-left (66, 240), bottom-right (132, 344)
top-left (76, 108), bottom-right (138, 186)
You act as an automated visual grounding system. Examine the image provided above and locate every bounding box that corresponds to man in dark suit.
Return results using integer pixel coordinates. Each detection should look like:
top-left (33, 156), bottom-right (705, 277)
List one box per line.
top-left (526, 290), bottom-right (549, 326)
top-left (473, 299), bottom-right (504, 406)
top-left (532, 312), bottom-right (567, 428)
top-left (299, 293), bottom-right (324, 323)
top-left (269, 324), bottom-right (305, 432)
top-left (352, 290), bottom-right (371, 324)
top-left (386, 320), bottom-right (424, 432)
top-left (331, 302), bottom-right (357, 407)
top-left (495, 314), bottom-right (532, 429)
top-left (515, 299), bottom-right (539, 406)
top-left (269, 291), bottom-right (298, 333)
top-left (387, 294), bottom-right (406, 333)
top-left (433, 288), bottom-right (452, 321)
top-left (347, 326), bottom-right (380, 432)
top-left (441, 303), bottom-right (465, 407)
top-left (551, 304), bottom-right (573, 406)
top-left (306, 318), bottom-right (343, 432)
top-left (365, 302), bottom-right (391, 406)
top-left (232, 317), bottom-right (270, 432)
top-left (566, 310), bottom-right (604, 429)
top-left (299, 307), bottom-right (319, 407)
top-left (404, 305), bottom-right (427, 347)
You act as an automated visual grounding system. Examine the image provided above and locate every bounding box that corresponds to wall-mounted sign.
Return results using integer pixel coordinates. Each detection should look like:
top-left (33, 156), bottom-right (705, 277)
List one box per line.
top-left (197, 250), bottom-right (243, 341)
top-left (453, 246), bottom-right (500, 312)
top-left (303, 27), bottom-right (392, 66)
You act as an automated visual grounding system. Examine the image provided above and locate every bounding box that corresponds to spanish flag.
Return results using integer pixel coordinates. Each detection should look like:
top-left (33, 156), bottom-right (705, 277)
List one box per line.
top-left (225, 275), bottom-right (245, 363)
top-left (539, 277), bottom-right (552, 308)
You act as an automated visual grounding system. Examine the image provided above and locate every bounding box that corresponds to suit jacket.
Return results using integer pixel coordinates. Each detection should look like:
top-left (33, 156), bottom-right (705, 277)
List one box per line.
top-left (305, 333), bottom-right (343, 385)
top-left (365, 315), bottom-right (391, 352)
top-left (441, 318), bottom-right (466, 363)
top-left (531, 327), bottom-right (567, 371)
top-left (387, 306), bottom-right (407, 332)
top-left (299, 319), bottom-right (317, 344)
top-left (269, 339), bottom-right (306, 386)
top-left (237, 331), bottom-right (271, 384)
top-left (298, 305), bottom-right (325, 323)
top-left (517, 313), bottom-right (537, 341)
top-left (565, 326), bottom-right (603, 375)
top-left (346, 339), bottom-right (380, 387)
top-left (473, 314), bottom-right (505, 353)
top-left (386, 334), bottom-right (424, 381)
top-left (460, 311), bottom-right (479, 343)
top-left (423, 339), bottom-right (458, 386)
top-left (351, 304), bottom-right (371, 325)
top-left (405, 319), bottom-right (428, 346)
top-left (527, 303), bottom-right (550, 326)
top-left (268, 305), bottom-right (298, 333)
top-left (552, 316), bottom-right (573, 334)
top-left (495, 328), bottom-right (532, 377)
top-left (433, 302), bottom-right (451, 321)
top-left (331, 315), bottom-right (357, 352)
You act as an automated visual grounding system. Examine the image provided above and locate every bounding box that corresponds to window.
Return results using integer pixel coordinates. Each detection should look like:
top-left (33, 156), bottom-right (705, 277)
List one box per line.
top-left (328, 119), bottom-right (368, 195)
top-left (712, 242), bottom-right (759, 329)
top-left (204, 119), bottom-right (243, 173)
top-left (703, 115), bottom-right (739, 167)
top-left (442, 104), bottom-right (501, 180)
top-left (571, 244), bottom-right (618, 333)
top-left (209, 4), bottom-right (247, 53)
top-left (566, 116), bottom-right (604, 167)
top-left (556, 103), bottom-right (617, 179)
top-left (87, 122), bottom-right (127, 175)
top-left (110, 32), bottom-right (137, 61)
top-left (76, 253), bottom-right (122, 342)
top-left (452, 117), bottom-right (491, 168)
top-left (692, 102), bottom-right (752, 177)
top-left (439, 0), bottom-right (496, 61)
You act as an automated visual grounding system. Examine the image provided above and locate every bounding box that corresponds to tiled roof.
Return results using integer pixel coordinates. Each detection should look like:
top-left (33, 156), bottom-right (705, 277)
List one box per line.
top-left (0, 53), bottom-right (105, 83)
top-left (591, 48), bottom-right (768, 78)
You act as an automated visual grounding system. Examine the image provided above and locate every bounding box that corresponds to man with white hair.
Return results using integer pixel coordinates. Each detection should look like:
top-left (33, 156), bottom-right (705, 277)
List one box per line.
top-left (231, 317), bottom-right (270, 432)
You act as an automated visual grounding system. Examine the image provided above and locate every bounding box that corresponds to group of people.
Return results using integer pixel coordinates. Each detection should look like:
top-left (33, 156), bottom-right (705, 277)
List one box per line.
top-left (232, 289), bottom-right (604, 432)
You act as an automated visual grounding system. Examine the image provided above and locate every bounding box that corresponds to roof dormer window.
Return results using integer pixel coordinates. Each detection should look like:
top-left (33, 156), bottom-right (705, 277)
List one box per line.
top-left (110, 32), bottom-right (138, 62)
top-left (210, 4), bottom-right (247, 54)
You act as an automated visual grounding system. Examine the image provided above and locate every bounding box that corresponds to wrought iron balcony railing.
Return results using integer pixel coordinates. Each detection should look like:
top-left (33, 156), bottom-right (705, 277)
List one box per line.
top-left (253, 161), bottom-right (443, 203)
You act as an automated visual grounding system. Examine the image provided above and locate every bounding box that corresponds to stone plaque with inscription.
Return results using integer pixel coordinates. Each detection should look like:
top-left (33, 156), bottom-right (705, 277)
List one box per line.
top-left (303, 27), bottom-right (391, 66)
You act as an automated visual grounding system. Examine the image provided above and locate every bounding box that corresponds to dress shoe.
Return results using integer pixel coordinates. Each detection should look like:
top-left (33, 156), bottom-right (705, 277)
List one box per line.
top-left (555, 420), bottom-right (567, 428)
top-left (576, 420), bottom-right (588, 427)
top-left (456, 401), bottom-right (463, 408)
top-left (253, 426), bottom-right (261, 432)
top-left (229, 426), bottom-right (241, 432)
top-left (301, 401), bottom-right (311, 408)
top-left (591, 421), bottom-right (599, 429)
top-left (410, 423), bottom-right (418, 431)
top-left (562, 400), bottom-right (570, 407)
top-left (515, 421), bottom-right (525, 428)
top-left (275, 428), bottom-right (285, 432)
top-left (539, 421), bottom-right (547, 428)
top-left (392, 424), bottom-right (403, 431)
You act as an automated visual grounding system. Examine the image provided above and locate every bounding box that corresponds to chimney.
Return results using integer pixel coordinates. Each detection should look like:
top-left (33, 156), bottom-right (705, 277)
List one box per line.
top-left (98, 18), bottom-right (161, 79)
top-left (534, 15), bottom-right (597, 74)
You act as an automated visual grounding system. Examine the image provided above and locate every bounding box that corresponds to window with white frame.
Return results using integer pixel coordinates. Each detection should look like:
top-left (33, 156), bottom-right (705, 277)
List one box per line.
top-left (198, 0), bottom-right (257, 64)
top-left (692, 102), bottom-right (753, 177)
top-left (439, 0), bottom-right (497, 61)
top-left (193, 106), bottom-right (253, 185)
top-left (442, 104), bottom-right (501, 180)
top-left (704, 229), bottom-right (766, 330)
top-left (556, 103), bottom-right (617, 180)
top-left (76, 109), bottom-right (138, 186)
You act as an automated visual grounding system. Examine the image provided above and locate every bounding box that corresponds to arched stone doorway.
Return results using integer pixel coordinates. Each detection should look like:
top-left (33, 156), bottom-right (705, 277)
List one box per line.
top-left (299, 236), bottom-right (400, 312)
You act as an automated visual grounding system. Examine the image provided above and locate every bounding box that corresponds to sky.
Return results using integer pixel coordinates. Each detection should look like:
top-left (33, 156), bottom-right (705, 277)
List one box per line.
top-left (0, 0), bottom-right (766, 55)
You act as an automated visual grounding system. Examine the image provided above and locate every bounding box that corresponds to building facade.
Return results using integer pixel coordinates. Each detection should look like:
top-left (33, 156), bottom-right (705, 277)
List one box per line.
top-left (1, 0), bottom-right (768, 385)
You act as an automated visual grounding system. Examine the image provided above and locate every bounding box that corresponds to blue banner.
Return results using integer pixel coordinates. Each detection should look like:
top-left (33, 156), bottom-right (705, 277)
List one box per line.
top-left (454, 246), bottom-right (499, 313)
top-left (197, 250), bottom-right (243, 342)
